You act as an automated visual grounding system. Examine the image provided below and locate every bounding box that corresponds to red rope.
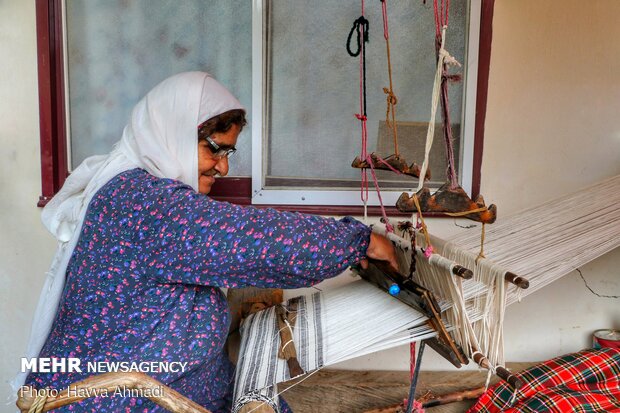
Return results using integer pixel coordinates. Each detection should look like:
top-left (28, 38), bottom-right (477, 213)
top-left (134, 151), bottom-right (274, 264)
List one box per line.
top-left (374, 155), bottom-right (404, 175)
top-left (366, 158), bottom-right (394, 232)
top-left (434, 0), bottom-right (449, 36)
top-left (381, 1), bottom-right (389, 40)
top-left (352, 0), bottom-right (392, 232)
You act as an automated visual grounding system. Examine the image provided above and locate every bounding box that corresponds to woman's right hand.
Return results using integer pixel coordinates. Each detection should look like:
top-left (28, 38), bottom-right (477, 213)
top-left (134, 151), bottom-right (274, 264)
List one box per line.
top-left (360, 232), bottom-right (399, 273)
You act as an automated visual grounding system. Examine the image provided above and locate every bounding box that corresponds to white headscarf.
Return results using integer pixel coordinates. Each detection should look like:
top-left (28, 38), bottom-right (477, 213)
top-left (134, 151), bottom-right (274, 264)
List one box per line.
top-left (12, 72), bottom-right (244, 392)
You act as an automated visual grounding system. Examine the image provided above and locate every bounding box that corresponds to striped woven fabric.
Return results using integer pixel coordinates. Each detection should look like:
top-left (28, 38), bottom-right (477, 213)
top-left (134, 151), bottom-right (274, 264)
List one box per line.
top-left (468, 348), bottom-right (620, 413)
top-left (232, 293), bottom-right (324, 413)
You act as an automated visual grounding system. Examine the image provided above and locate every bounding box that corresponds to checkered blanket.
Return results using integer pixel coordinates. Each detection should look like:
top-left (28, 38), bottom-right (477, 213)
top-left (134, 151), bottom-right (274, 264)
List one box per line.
top-left (468, 348), bottom-right (620, 413)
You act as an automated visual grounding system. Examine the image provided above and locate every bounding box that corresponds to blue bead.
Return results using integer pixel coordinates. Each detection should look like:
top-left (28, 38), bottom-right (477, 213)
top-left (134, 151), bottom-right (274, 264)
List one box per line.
top-left (389, 284), bottom-right (400, 296)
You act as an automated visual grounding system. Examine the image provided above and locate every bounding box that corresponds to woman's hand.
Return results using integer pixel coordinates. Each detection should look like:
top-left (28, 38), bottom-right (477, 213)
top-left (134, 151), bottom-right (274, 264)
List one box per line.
top-left (360, 232), bottom-right (399, 273)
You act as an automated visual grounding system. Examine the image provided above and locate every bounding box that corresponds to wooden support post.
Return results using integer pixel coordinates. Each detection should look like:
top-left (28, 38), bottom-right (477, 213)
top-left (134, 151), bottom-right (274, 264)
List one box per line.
top-left (405, 340), bottom-right (426, 413)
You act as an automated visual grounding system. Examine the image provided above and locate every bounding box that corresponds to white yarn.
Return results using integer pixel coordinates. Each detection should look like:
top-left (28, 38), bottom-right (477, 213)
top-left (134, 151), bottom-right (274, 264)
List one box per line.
top-left (401, 175), bottom-right (620, 373)
top-left (450, 175), bottom-right (620, 305)
top-left (235, 175), bottom-right (620, 410)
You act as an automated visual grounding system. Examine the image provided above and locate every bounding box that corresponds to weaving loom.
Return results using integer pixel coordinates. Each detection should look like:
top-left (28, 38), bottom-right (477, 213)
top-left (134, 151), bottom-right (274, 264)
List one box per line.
top-left (231, 174), bottom-right (620, 412)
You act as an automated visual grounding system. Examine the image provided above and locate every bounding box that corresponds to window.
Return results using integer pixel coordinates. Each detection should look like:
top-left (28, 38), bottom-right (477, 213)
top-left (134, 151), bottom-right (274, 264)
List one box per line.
top-left (36, 0), bottom-right (494, 214)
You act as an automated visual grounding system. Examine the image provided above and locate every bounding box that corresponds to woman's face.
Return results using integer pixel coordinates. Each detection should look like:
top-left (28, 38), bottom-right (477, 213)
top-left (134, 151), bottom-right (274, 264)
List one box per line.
top-left (197, 123), bottom-right (241, 194)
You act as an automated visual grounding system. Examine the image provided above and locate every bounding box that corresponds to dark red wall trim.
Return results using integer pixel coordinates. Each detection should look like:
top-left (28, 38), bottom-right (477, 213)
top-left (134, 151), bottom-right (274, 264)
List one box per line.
top-left (471, 0), bottom-right (494, 199)
top-left (36, 1), bottom-right (494, 214)
top-left (36, 0), bottom-right (68, 207)
top-left (210, 177), bottom-right (455, 217)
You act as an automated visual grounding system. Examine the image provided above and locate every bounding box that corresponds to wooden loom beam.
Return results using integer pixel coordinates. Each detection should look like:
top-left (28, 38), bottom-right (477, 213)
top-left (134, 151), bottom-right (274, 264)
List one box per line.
top-left (354, 258), bottom-right (526, 390)
top-left (351, 153), bottom-right (431, 180)
top-left (380, 226), bottom-right (529, 289)
top-left (396, 184), bottom-right (497, 224)
top-left (353, 261), bottom-right (468, 368)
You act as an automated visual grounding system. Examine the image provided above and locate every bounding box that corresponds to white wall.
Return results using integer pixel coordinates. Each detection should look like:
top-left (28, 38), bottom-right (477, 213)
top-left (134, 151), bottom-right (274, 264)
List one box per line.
top-left (480, 0), bottom-right (620, 361)
top-left (1, 0), bottom-right (619, 408)
top-left (0, 0), bottom-right (59, 409)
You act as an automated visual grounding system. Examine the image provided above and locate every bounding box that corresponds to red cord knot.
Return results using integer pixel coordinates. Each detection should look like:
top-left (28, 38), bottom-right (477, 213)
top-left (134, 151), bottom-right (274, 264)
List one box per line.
top-left (403, 398), bottom-right (426, 413)
top-left (423, 245), bottom-right (434, 258)
top-left (355, 114), bottom-right (367, 121)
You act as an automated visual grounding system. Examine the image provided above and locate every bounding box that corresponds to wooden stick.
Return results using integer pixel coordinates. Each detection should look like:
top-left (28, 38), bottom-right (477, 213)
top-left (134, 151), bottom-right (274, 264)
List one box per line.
top-left (471, 350), bottom-right (523, 389)
top-left (421, 386), bottom-right (485, 407)
top-left (275, 304), bottom-right (304, 378)
top-left (16, 372), bottom-right (211, 413)
top-left (362, 386), bottom-right (487, 412)
top-left (452, 265), bottom-right (473, 279)
top-left (505, 272), bottom-right (529, 289)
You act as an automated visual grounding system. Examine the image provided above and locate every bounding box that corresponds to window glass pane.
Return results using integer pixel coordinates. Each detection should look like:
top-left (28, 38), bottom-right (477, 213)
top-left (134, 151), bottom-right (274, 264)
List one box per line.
top-left (66, 0), bottom-right (252, 175)
top-left (266, 0), bottom-right (468, 190)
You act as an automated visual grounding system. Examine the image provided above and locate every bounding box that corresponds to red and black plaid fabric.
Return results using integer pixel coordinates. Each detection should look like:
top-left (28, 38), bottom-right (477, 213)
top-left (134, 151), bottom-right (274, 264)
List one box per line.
top-left (468, 348), bottom-right (620, 412)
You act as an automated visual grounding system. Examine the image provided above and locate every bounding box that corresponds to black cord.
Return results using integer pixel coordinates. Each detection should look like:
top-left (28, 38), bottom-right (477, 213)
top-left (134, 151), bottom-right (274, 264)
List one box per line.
top-left (346, 16), bottom-right (369, 57)
top-left (575, 268), bottom-right (620, 299)
top-left (346, 16), bottom-right (369, 117)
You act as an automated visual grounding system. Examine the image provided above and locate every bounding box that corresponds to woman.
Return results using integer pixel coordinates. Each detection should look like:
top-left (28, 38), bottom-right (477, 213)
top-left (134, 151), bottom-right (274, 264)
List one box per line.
top-left (19, 72), bottom-right (396, 412)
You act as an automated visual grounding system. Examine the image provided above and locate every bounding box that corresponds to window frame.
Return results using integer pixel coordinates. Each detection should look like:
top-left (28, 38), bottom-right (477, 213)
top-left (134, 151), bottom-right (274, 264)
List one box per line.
top-left (36, 0), bottom-right (494, 215)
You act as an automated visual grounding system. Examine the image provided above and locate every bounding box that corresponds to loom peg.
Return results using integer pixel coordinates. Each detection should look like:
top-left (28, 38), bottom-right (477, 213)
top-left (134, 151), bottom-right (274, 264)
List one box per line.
top-left (495, 366), bottom-right (524, 390)
top-left (471, 350), bottom-right (523, 390)
top-left (504, 272), bottom-right (529, 289)
top-left (452, 265), bottom-right (473, 279)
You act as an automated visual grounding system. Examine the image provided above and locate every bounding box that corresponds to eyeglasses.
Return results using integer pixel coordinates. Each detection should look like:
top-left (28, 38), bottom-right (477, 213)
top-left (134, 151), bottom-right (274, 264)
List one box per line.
top-left (203, 136), bottom-right (237, 159)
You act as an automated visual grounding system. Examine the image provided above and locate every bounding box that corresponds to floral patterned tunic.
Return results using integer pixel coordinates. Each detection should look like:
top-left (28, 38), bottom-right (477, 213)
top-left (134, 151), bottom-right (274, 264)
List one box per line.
top-left (26, 168), bottom-right (371, 412)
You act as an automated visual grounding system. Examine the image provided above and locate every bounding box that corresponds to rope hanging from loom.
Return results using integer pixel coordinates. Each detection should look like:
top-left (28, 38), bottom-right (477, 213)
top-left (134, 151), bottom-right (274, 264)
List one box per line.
top-left (408, 0), bottom-right (467, 255)
top-left (434, 0), bottom-right (461, 189)
top-left (380, 0), bottom-right (400, 158)
top-left (416, 0), bottom-right (461, 193)
top-left (347, 0), bottom-right (394, 232)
